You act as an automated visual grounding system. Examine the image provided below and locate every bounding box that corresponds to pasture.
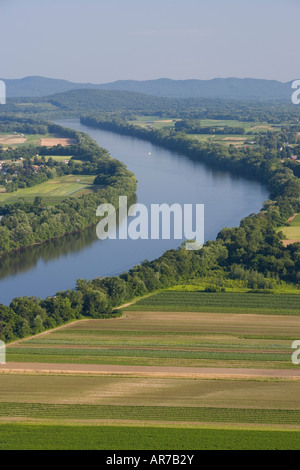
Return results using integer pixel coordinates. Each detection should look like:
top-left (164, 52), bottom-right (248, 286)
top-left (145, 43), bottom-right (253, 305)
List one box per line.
top-left (0, 174), bottom-right (96, 204)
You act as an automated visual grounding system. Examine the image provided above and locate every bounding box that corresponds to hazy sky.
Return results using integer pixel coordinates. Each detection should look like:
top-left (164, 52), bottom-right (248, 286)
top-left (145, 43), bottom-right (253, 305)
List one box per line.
top-left (1, 0), bottom-right (299, 83)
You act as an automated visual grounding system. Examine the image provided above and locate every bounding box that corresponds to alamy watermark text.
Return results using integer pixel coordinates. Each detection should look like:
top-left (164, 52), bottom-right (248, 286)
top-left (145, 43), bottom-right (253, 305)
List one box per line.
top-left (292, 341), bottom-right (300, 365)
top-left (96, 196), bottom-right (204, 251)
top-left (0, 341), bottom-right (6, 365)
top-left (292, 80), bottom-right (300, 105)
top-left (0, 81), bottom-right (6, 105)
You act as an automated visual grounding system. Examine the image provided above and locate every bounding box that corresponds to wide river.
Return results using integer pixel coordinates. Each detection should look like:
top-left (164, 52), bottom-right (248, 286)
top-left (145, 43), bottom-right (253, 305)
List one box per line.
top-left (0, 119), bottom-right (268, 305)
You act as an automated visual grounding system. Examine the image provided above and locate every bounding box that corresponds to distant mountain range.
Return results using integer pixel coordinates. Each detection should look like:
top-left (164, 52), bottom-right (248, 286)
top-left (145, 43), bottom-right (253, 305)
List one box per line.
top-left (1, 76), bottom-right (295, 102)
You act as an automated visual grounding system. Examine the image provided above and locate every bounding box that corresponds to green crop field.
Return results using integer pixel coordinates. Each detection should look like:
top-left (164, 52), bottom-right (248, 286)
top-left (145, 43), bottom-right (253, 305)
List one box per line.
top-left (1, 403), bottom-right (300, 425)
top-left (0, 174), bottom-right (96, 204)
top-left (127, 291), bottom-right (300, 315)
top-left (0, 424), bottom-right (299, 450)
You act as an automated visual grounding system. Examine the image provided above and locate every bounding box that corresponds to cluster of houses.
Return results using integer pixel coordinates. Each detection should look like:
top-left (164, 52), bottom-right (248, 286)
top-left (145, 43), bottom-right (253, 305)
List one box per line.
top-left (0, 158), bottom-right (23, 176)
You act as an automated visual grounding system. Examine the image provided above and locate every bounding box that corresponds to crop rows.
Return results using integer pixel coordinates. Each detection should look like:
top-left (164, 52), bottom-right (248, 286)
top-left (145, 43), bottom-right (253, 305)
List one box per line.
top-left (25, 337), bottom-right (290, 351)
top-left (8, 347), bottom-right (290, 362)
top-left (1, 403), bottom-right (300, 425)
top-left (1, 425), bottom-right (300, 450)
top-left (129, 292), bottom-right (300, 314)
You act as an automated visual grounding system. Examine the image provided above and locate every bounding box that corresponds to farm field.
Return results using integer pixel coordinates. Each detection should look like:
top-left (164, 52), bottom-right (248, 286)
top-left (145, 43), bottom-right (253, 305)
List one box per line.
top-left (0, 133), bottom-right (27, 145)
top-left (132, 116), bottom-right (178, 129)
top-left (131, 117), bottom-right (281, 148)
top-left (132, 117), bottom-right (280, 133)
top-left (2, 290), bottom-right (300, 449)
top-left (0, 174), bottom-right (96, 204)
top-left (187, 133), bottom-right (253, 148)
top-left (6, 308), bottom-right (300, 369)
top-left (280, 214), bottom-right (300, 246)
top-left (1, 424), bottom-right (299, 450)
top-left (0, 374), bottom-right (299, 409)
top-left (127, 291), bottom-right (300, 315)
top-left (40, 137), bottom-right (77, 147)
top-left (0, 132), bottom-right (77, 148)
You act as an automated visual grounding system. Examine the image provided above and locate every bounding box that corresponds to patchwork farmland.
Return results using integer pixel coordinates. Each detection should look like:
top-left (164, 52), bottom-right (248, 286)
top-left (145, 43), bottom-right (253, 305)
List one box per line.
top-left (1, 290), bottom-right (300, 449)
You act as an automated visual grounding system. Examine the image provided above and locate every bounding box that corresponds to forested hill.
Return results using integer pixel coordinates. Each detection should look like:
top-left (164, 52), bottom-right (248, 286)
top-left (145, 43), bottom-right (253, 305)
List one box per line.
top-left (91, 78), bottom-right (294, 102)
top-left (29, 89), bottom-right (300, 123)
top-left (1, 76), bottom-right (294, 102)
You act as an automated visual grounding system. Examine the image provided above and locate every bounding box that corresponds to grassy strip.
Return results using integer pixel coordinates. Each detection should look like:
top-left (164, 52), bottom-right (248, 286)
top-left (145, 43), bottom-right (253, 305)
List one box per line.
top-left (0, 424), bottom-right (299, 450)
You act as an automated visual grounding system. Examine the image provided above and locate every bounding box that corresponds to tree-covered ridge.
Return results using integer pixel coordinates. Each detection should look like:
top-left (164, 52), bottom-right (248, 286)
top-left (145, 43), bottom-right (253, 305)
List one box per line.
top-left (4, 89), bottom-right (300, 123)
top-left (1, 76), bottom-right (295, 102)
